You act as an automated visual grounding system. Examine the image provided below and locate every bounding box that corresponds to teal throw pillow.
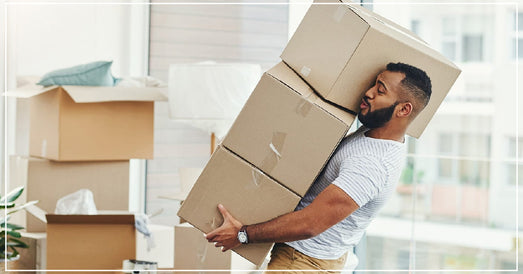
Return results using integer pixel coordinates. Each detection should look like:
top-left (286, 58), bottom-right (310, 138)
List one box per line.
top-left (37, 61), bottom-right (120, 87)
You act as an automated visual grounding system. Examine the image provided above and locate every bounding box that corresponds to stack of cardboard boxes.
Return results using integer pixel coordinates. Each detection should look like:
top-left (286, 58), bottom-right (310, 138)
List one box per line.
top-left (178, 0), bottom-right (460, 268)
top-left (7, 85), bottom-right (167, 270)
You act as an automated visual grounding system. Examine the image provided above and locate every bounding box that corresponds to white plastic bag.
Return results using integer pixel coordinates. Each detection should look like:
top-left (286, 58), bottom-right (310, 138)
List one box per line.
top-left (54, 189), bottom-right (97, 214)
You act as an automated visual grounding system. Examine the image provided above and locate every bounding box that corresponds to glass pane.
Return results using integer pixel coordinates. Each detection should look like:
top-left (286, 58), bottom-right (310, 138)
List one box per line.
top-left (442, 17), bottom-right (456, 36)
top-left (462, 35), bottom-right (483, 62)
top-left (442, 41), bottom-right (456, 60)
top-left (505, 163), bottom-right (523, 186)
top-left (506, 136), bottom-right (523, 158)
top-left (438, 133), bottom-right (453, 154)
top-left (458, 133), bottom-right (490, 157)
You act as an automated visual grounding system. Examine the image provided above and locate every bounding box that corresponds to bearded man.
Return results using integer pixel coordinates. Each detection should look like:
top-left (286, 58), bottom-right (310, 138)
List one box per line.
top-left (205, 62), bottom-right (432, 273)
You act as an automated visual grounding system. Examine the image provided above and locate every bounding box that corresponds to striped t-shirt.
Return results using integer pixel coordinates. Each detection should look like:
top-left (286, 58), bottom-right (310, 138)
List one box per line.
top-left (286, 126), bottom-right (406, 259)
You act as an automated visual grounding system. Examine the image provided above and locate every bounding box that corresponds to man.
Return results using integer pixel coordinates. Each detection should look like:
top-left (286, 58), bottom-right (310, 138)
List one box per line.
top-left (205, 62), bottom-right (432, 272)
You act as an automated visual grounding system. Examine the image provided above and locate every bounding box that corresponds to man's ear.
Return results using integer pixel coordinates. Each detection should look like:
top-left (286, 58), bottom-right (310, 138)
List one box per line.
top-left (397, 102), bottom-right (413, 118)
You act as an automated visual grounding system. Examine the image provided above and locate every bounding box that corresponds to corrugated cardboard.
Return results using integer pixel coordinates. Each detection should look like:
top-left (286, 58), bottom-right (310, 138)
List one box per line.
top-left (177, 146), bottom-right (301, 266)
top-left (174, 223), bottom-right (256, 273)
top-left (281, 0), bottom-right (461, 138)
top-left (9, 155), bottom-right (130, 232)
top-left (5, 85), bottom-right (167, 161)
top-left (223, 62), bottom-right (355, 197)
top-left (136, 224), bottom-right (174, 269)
top-left (46, 214), bottom-right (136, 270)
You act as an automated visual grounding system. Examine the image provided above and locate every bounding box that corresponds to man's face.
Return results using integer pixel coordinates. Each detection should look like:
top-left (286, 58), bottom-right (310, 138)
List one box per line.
top-left (358, 70), bottom-right (405, 129)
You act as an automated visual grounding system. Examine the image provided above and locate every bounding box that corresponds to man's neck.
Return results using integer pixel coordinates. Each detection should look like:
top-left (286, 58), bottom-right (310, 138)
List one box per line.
top-left (365, 125), bottom-right (406, 143)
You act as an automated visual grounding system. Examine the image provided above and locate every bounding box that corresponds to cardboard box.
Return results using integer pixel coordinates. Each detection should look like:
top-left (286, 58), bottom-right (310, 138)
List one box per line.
top-left (9, 155), bottom-right (130, 232)
top-left (46, 214), bottom-right (136, 270)
top-left (5, 85), bottom-right (167, 161)
top-left (223, 62), bottom-right (355, 197)
top-left (281, 0), bottom-right (461, 138)
top-left (5, 225), bottom-right (174, 272)
top-left (177, 146), bottom-right (301, 266)
top-left (136, 224), bottom-right (174, 269)
top-left (174, 223), bottom-right (257, 273)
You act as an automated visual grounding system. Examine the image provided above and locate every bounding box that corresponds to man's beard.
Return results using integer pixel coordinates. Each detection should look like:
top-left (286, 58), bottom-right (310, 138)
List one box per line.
top-left (358, 101), bottom-right (399, 129)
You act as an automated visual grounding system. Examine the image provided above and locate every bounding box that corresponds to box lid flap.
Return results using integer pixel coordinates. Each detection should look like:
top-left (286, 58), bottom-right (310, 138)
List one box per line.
top-left (46, 214), bottom-right (135, 224)
top-left (60, 86), bottom-right (168, 103)
top-left (4, 84), bottom-right (56, 98)
top-left (5, 85), bottom-right (168, 102)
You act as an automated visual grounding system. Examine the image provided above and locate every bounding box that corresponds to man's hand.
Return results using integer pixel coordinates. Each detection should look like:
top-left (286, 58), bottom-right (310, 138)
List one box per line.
top-left (205, 204), bottom-right (243, 252)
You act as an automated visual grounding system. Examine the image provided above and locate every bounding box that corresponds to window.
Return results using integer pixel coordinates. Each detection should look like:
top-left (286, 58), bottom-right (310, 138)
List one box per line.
top-left (441, 15), bottom-right (487, 62)
top-left (441, 17), bottom-right (458, 60)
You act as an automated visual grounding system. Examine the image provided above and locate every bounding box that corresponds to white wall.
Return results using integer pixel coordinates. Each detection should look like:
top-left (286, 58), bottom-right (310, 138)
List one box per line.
top-left (4, 0), bottom-right (150, 212)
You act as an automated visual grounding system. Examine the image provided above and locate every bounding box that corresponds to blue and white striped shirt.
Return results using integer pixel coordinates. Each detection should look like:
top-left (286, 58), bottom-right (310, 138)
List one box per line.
top-left (286, 126), bottom-right (406, 259)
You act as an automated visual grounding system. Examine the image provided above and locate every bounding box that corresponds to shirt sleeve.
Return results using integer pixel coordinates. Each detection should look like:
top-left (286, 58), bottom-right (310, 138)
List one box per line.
top-left (332, 155), bottom-right (387, 207)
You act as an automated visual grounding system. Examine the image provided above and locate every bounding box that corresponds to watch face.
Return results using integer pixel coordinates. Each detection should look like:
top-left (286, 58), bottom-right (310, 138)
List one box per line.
top-left (238, 232), bottom-right (247, 243)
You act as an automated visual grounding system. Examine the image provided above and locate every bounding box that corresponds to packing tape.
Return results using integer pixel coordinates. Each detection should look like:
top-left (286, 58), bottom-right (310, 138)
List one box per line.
top-left (208, 217), bottom-right (219, 230)
top-left (41, 139), bottom-right (47, 157)
top-left (295, 97), bottom-right (313, 118)
top-left (300, 66), bottom-right (312, 77)
top-left (334, 5), bottom-right (349, 23)
top-left (258, 132), bottom-right (287, 179)
top-left (250, 170), bottom-right (263, 189)
top-left (196, 236), bottom-right (209, 269)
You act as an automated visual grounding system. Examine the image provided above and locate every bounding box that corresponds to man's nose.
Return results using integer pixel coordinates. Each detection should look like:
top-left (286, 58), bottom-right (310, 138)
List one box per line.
top-left (364, 86), bottom-right (376, 99)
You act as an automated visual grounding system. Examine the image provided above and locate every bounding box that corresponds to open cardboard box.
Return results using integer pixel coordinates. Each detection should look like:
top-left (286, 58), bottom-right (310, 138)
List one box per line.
top-left (5, 85), bottom-right (167, 161)
top-left (9, 155), bottom-right (130, 232)
top-left (43, 211), bottom-right (136, 270)
top-left (11, 206), bottom-right (174, 271)
top-left (281, 0), bottom-right (461, 138)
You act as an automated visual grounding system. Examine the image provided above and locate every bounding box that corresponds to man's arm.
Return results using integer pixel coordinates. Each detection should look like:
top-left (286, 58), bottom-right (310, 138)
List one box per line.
top-left (205, 184), bottom-right (360, 251)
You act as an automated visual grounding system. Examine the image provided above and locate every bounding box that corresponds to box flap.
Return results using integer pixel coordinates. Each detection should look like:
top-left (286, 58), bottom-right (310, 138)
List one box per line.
top-left (46, 214), bottom-right (135, 224)
top-left (60, 86), bottom-right (168, 103)
top-left (5, 85), bottom-right (168, 102)
top-left (4, 84), bottom-right (56, 98)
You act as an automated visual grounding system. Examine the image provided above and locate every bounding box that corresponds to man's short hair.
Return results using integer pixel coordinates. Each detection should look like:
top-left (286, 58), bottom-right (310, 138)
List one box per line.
top-left (386, 62), bottom-right (432, 115)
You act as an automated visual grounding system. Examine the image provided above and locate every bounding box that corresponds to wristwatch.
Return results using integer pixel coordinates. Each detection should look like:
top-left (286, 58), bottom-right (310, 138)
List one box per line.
top-left (237, 225), bottom-right (249, 244)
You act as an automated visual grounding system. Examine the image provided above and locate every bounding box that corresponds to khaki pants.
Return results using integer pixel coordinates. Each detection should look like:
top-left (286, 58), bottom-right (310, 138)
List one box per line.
top-left (266, 243), bottom-right (347, 273)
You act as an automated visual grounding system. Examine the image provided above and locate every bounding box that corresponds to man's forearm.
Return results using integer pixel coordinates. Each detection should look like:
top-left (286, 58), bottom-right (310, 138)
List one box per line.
top-left (246, 208), bottom-right (318, 243)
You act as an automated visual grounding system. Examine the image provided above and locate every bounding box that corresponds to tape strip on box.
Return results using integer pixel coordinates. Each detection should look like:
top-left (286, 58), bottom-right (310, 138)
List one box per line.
top-left (334, 5), bottom-right (349, 23)
top-left (300, 66), bottom-right (312, 77)
top-left (259, 132), bottom-right (287, 177)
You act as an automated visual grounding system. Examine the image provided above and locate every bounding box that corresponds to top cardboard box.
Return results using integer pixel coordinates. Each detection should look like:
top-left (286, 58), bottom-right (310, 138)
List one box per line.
top-left (281, 0), bottom-right (461, 138)
top-left (6, 85), bottom-right (167, 161)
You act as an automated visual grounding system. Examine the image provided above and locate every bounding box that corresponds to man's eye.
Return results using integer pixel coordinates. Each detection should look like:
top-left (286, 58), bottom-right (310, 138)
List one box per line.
top-left (378, 90), bottom-right (385, 94)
